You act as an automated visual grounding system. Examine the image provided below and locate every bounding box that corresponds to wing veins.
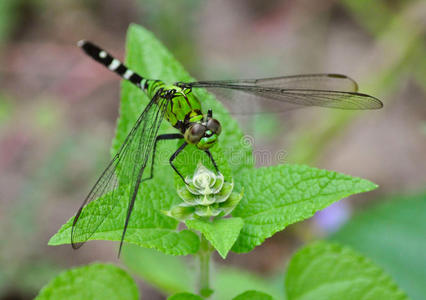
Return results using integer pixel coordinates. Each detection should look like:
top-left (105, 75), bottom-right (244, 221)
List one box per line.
top-left (71, 93), bottom-right (168, 249)
top-left (188, 82), bottom-right (382, 110)
top-left (185, 73), bottom-right (359, 92)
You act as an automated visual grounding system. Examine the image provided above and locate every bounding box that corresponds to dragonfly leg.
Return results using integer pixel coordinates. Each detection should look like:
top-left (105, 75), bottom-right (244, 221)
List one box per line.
top-left (141, 133), bottom-right (184, 183)
top-left (204, 149), bottom-right (220, 173)
top-left (170, 142), bottom-right (188, 184)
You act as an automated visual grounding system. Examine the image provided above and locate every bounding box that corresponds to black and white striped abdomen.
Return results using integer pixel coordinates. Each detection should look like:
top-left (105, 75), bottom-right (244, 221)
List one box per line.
top-left (77, 40), bottom-right (149, 90)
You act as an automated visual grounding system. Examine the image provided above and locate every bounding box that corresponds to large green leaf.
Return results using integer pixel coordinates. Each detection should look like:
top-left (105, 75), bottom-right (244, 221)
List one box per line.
top-left (232, 164), bottom-right (377, 252)
top-left (331, 193), bottom-right (426, 300)
top-left (50, 24), bottom-right (253, 254)
top-left (285, 241), bottom-right (409, 300)
top-left (35, 263), bottom-right (139, 300)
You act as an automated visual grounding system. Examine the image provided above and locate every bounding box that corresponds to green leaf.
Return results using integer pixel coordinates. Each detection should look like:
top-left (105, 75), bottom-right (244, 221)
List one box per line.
top-left (232, 164), bottom-right (377, 253)
top-left (285, 241), bottom-right (409, 300)
top-left (331, 193), bottom-right (426, 300)
top-left (49, 183), bottom-right (199, 256)
top-left (186, 218), bottom-right (244, 259)
top-left (121, 245), bottom-right (194, 294)
top-left (35, 263), bottom-right (139, 300)
top-left (168, 292), bottom-right (204, 300)
top-left (233, 290), bottom-right (274, 300)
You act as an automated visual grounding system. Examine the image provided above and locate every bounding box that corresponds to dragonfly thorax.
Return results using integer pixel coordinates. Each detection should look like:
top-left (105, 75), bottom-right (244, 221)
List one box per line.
top-left (152, 83), bottom-right (221, 149)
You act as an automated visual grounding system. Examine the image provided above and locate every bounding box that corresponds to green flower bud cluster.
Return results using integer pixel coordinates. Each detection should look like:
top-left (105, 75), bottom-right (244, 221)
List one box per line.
top-left (164, 163), bottom-right (243, 220)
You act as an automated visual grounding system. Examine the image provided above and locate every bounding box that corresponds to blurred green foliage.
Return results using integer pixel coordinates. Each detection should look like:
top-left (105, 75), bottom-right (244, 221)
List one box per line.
top-left (35, 263), bottom-right (139, 300)
top-left (121, 245), bottom-right (284, 299)
top-left (0, 97), bottom-right (110, 296)
top-left (136, 0), bottom-right (203, 72)
top-left (286, 241), bottom-right (408, 300)
top-left (232, 290), bottom-right (274, 300)
top-left (122, 245), bottom-right (194, 295)
top-left (331, 192), bottom-right (426, 300)
top-left (168, 292), bottom-right (204, 300)
top-left (0, 0), bottom-right (424, 298)
top-left (288, 0), bottom-right (426, 164)
top-left (0, 96), bottom-right (13, 124)
top-left (0, 0), bottom-right (19, 43)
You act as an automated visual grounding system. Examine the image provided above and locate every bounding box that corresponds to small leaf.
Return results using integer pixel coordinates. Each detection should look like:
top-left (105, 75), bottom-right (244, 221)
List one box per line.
top-left (232, 164), bottom-right (378, 252)
top-left (285, 241), bottom-right (409, 300)
top-left (233, 290), bottom-right (274, 300)
top-left (121, 245), bottom-right (194, 294)
top-left (168, 292), bottom-right (204, 300)
top-left (186, 218), bottom-right (244, 259)
top-left (331, 193), bottom-right (426, 300)
top-left (35, 263), bottom-right (138, 300)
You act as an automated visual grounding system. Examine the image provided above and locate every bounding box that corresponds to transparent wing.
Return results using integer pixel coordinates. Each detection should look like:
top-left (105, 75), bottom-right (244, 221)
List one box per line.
top-left (71, 93), bottom-right (168, 251)
top-left (190, 73), bottom-right (359, 91)
top-left (181, 74), bottom-right (382, 113)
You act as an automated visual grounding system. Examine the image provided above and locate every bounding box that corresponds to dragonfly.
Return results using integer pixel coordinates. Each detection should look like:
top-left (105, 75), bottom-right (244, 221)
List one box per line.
top-left (72, 40), bottom-right (383, 255)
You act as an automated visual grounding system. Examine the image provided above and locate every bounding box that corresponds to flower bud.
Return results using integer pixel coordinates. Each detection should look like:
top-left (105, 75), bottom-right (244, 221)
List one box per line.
top-left (164, 163), bottom-right (243, 220)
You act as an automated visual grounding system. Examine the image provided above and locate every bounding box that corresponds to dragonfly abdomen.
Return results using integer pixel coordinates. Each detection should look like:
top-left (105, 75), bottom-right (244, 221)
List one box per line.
top-left (78, 40), bottom-right (204, 133)
top-left (78, 40), bottom-right (151, 90)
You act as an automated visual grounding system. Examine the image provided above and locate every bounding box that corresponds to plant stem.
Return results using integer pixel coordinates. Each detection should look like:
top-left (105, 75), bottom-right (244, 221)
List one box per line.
top-left (199, 234), bottom-right (213, 298)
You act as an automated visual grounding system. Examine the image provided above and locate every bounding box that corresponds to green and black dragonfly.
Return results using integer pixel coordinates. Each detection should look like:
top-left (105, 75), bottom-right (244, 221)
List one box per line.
top-left (72, 41), bottom-right (383, 254)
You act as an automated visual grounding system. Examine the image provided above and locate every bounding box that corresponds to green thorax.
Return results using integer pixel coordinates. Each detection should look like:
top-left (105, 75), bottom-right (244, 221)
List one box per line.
top-left (147, 80), bottom-right (202, 129)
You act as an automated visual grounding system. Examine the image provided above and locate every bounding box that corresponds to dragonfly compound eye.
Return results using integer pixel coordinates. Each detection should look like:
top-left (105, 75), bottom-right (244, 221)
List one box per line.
top-left (186, 123), bottom-right (206, 144)
top-left (207, 118), bottom-right (222, 135)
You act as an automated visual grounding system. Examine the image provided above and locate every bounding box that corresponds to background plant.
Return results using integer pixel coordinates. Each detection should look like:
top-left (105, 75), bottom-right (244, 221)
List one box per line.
top-left (38, 25), bottom-right (410, 299)
top-left (0, 1), bottom-right (425, 299)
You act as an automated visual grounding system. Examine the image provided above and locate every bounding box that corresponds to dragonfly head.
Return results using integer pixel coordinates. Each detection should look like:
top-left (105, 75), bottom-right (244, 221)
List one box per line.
top-left (184, 110), bottom-right (222, 150)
